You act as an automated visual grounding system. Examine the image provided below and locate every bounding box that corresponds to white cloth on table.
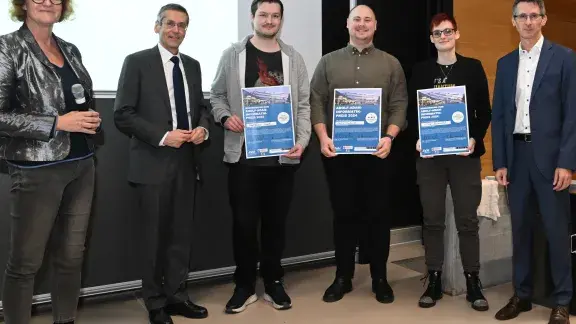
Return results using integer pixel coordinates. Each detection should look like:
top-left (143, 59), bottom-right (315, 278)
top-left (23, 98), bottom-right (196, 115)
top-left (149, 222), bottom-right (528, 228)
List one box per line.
top-left (477, 179), bottom-right (501, 221)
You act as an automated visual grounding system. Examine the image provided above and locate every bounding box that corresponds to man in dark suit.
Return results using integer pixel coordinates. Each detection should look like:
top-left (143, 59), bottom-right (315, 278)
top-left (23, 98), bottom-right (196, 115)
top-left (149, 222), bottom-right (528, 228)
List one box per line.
top-left (491, 1), bottom-right (576, 323)
top-left (113, 4), bottom-right (211, 324)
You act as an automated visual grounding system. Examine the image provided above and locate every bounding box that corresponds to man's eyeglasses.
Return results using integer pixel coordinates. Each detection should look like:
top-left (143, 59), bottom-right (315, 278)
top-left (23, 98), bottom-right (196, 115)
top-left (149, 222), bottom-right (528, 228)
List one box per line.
top-left (514, 13), bottom-right (544, 22)
top-left (31, 0), bottom-right (63, 4)
top-left (431, 28), bottom-right (455, 38)
top-left (160, 20), bottom-right (188, 31)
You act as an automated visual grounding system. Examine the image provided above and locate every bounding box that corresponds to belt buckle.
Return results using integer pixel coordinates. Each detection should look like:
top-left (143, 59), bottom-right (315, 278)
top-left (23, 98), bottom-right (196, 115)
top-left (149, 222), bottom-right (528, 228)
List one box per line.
top-left (516, 133), bottom-right (531, 142)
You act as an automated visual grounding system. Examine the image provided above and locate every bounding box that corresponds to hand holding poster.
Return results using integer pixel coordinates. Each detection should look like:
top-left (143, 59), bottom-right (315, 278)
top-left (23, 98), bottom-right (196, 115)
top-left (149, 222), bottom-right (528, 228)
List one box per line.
top-left (332, 88), bottom-right (382, 154)
top-left (417, 85), bottom-right (470, 157)
top-left (241, 85), bottom-right (295, 159)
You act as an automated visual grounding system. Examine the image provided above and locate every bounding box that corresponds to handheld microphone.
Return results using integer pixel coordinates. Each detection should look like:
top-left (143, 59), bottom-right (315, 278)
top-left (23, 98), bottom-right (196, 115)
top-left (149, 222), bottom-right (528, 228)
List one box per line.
top-left (71, 84), bottom-right (88, 111)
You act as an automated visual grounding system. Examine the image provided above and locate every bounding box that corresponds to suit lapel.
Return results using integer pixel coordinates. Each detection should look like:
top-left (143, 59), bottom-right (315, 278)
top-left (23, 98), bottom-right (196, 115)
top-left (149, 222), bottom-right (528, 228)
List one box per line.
top-left (149, 46), bottom-right (172, 114)
top-left (181, 56), bottom-right (196, 121)
top-left (18, 24), bottom-right (52, 69)
top-left (530, 39), bottom-right (554, 100)
top-left (510, 50), bottom-right (520, 110)
top-left (55, 36), bottom-right (92, 96)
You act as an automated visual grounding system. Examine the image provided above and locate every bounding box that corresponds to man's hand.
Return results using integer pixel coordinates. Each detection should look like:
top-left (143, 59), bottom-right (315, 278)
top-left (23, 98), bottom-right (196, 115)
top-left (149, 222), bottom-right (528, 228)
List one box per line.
top-left (163, 129), bottom-right (192, 148)
top-left (373, 137), bottom-right (392, 159)
top-left (284, 144), bottom-right (304, 159)
top-left (224, 115), bottom-right (244, 133)
top-left (416, 139), bottom-right (433, 159)
top-left (495, 168), bottom-right (509, 186)
top-left (458, 138), bottom-right (476, 156)
top-left (188, 127), bottom-right (206, 145)
top-left (553, 168), bottom-right (573, 191)
top-left (319, 136), bottom-right (337, 158)
top-left (56, 111), bottom-right (101, 134)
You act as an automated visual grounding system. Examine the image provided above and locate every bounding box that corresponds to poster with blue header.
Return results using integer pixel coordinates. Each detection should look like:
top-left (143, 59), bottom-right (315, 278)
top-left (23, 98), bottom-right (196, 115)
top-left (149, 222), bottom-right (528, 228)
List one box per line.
top-left (332, 88), bottom-right (382, 154)
top-left (241, 85), bottom-right (295, 159)
top-left (417, 85), bottom-right (470, 157)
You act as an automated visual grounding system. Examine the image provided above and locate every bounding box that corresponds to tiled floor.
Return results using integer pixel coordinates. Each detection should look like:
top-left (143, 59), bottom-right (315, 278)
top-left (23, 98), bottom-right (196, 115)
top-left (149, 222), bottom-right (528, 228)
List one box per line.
top-left (24, 243), bottom-right (560, 324)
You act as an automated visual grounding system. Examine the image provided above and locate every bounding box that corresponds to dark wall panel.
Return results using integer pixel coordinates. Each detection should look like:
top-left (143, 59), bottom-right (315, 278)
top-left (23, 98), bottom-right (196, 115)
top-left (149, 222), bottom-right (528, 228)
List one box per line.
top-left (0, 0), bottom-right (452, 301)
top-left (321, 0), bottom-right (351, 55)
top-left (0, 98), bottom-right (335, 297)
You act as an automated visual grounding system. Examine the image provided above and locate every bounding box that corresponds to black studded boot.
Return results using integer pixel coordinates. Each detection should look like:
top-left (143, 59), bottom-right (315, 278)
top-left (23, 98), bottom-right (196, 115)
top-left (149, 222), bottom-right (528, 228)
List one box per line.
top-left (418, 270), bottom-right (443, 308)
top-left (465, 271), bottom-right (489, 311)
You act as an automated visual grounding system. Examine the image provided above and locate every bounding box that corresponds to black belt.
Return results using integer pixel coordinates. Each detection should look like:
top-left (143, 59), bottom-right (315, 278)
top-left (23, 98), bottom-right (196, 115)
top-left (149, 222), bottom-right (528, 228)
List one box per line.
top-left (513, 133), bottom-right (532, 142)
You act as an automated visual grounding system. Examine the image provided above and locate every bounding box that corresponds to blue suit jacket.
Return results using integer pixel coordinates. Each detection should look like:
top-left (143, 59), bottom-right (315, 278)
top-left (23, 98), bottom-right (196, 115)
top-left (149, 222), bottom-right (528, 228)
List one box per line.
top-left (491, 38), bottom-right (576, 180)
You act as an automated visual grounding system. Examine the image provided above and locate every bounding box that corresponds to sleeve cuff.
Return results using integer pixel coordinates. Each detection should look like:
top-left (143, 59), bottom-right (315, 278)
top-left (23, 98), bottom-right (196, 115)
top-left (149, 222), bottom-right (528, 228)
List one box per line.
top-left (387, 118), bottom-right (406, 130)
top-left (199, 126), bottom-right (209, 140)
top-left (50, 116), bottom-right (58, 139)
top-left (159, 132), bottom-right (169, 146)
top-left (220, 116), bottom-right (229, 126)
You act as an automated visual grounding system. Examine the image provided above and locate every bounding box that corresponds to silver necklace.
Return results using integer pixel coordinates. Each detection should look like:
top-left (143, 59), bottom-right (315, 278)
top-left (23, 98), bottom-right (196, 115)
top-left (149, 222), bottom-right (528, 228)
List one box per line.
top-left (439, 64), bottom-right (455, 83)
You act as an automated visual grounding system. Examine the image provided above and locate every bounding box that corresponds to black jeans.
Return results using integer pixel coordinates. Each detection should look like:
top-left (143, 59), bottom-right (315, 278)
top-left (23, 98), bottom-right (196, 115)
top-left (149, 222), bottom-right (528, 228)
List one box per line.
top-left (322, 155), bottom-right (392, 280)
top-left (227, 163), bottom-right (295, 287)
top-left (2, 158), bottom-right (95, 324)
top-left (416, 156), bottom-right (482, 273)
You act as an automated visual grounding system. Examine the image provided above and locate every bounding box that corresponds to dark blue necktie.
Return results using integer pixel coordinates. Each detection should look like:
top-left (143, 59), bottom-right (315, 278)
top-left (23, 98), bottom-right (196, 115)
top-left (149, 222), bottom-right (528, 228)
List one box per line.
top-left (170, 56), bottom-right (189, 130)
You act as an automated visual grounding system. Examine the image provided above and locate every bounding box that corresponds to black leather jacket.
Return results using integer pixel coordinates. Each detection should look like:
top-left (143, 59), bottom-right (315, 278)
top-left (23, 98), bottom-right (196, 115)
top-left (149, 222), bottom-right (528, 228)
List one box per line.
top-left (0, 24), bottom-right (96, 162)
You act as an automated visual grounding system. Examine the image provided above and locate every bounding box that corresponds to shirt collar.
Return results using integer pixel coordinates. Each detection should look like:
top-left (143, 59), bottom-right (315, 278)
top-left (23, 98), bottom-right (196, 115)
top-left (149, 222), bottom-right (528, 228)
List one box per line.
top-left (158, 42), bottom-right (181, 64)
top-left (347, 42), bottom-right (375, 55)
top-left (518, 35), bottom-right (544, 55)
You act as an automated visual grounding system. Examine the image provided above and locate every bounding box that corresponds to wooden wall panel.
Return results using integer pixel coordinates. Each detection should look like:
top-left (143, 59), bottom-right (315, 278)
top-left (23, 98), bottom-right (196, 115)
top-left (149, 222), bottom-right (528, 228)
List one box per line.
top-left (546, 0), bottom-right (576, 24)
top-left (454, 0), bottom-right (516, 178)
top-left (545, 0), bottom-right (576, 179)
top-left (454, 0), bottom-right (576, 178)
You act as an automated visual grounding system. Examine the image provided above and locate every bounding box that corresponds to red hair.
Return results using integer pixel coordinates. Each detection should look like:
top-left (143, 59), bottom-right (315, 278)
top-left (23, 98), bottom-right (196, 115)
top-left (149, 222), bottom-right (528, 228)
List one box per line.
top-left (430, 13), bottom-right (458, 32)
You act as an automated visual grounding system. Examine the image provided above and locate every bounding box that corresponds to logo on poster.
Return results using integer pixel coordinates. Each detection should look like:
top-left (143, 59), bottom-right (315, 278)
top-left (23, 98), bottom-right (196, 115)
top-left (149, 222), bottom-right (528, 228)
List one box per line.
top-left (365, 113), bottom-right (378, 124)
top-left (277, 112), bottom-right (290, 124)
top-left (452, 111), bottom-right (464, 123)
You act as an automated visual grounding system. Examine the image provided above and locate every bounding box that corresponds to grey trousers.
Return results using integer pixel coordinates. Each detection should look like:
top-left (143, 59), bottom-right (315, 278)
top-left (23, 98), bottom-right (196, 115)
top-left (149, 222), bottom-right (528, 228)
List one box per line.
top-left (416, 156), bottom-right (482, 273)
top-left (2, 158), bottom-right (95, 324)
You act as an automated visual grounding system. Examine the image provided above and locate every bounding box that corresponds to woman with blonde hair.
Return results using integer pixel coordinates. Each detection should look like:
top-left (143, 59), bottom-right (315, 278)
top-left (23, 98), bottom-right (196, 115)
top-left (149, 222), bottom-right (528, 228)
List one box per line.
top-left (0, 0), bottom-right (101, 323)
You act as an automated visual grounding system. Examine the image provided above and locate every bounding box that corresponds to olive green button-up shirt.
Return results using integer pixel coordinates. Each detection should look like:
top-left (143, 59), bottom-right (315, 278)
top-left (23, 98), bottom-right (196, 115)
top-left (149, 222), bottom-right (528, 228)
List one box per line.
top-left (310, 44), bottom-right (408, 135)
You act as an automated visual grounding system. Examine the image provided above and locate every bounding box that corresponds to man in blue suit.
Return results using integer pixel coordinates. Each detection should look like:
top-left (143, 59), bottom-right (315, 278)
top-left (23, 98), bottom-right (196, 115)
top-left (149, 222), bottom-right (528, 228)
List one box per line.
top-left (492, 1), bottom-right (576, 323)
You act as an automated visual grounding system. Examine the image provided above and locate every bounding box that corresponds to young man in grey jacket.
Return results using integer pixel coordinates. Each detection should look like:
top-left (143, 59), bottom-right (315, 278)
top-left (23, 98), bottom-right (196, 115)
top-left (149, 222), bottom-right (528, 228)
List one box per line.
top-left (210, 0), bottom-right (311, 314)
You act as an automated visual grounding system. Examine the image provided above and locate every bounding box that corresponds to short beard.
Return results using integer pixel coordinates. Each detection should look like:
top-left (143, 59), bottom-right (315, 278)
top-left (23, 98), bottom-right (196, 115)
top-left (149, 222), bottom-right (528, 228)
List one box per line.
top-left (255, 28), bottom-right (277, 39)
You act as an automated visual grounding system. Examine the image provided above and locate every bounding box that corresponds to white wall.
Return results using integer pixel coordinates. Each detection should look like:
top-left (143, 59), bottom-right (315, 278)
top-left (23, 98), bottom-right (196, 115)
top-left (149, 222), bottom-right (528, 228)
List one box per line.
top-left (237, 0), bottom-right (322, 81)
top-left (0, 0), bottom-right (322, 93)
top-left (0, 1), bottom-right (238, 93)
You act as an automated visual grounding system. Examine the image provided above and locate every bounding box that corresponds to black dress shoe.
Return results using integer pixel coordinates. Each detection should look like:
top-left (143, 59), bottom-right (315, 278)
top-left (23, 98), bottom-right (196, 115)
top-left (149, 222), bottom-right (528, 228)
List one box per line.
top-left (149, 308), bottom-right (173, 324)
top-left (165, 300), bottom-right (208, 319)
top-left (322, 277), bottom-right (352, 303)
top-left (373, 278), bottom-right (394, 304)
top-left (548, 305), bottom-right (570, 324)
top-left (494, 296), bottom-right (532, 320)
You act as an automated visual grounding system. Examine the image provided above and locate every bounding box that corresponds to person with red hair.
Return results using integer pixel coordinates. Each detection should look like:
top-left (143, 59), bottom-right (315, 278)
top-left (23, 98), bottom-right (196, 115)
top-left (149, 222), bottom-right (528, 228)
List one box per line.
top-left (408, 12), bottom-right (492, 310)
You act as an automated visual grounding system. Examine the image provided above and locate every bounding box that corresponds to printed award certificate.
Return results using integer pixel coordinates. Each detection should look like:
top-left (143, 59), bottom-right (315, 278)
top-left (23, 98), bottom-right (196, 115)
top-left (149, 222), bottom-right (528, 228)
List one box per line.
top-left (241, 85), bottom-right (295, 159)
top-left (332, 88), bottom-right (382, 154)
top-left (417, 85), bottom-right (470, 157)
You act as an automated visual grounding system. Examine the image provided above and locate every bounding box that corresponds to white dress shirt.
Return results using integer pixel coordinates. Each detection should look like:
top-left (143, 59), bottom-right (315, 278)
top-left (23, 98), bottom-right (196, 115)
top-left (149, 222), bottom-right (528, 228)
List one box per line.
top-left (157, 43), bottom-right (208, 145)
top-left (514, 35), bottom-right (544, 134)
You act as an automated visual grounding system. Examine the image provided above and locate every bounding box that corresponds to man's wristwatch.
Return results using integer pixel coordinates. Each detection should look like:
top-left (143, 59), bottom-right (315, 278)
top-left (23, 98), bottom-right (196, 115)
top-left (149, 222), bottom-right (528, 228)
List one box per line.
top-left (383, 134), bottom-right (395, 141)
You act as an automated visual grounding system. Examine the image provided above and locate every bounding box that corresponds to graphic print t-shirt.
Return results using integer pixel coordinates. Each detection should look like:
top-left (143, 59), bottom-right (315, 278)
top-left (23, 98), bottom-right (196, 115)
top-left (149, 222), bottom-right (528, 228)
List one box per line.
top-left (240, 40), bottom-right (285, 166)
top-left (245, 40), bottom-right (284, 88)
top-left (433, 63), bottom-right (456, 88)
